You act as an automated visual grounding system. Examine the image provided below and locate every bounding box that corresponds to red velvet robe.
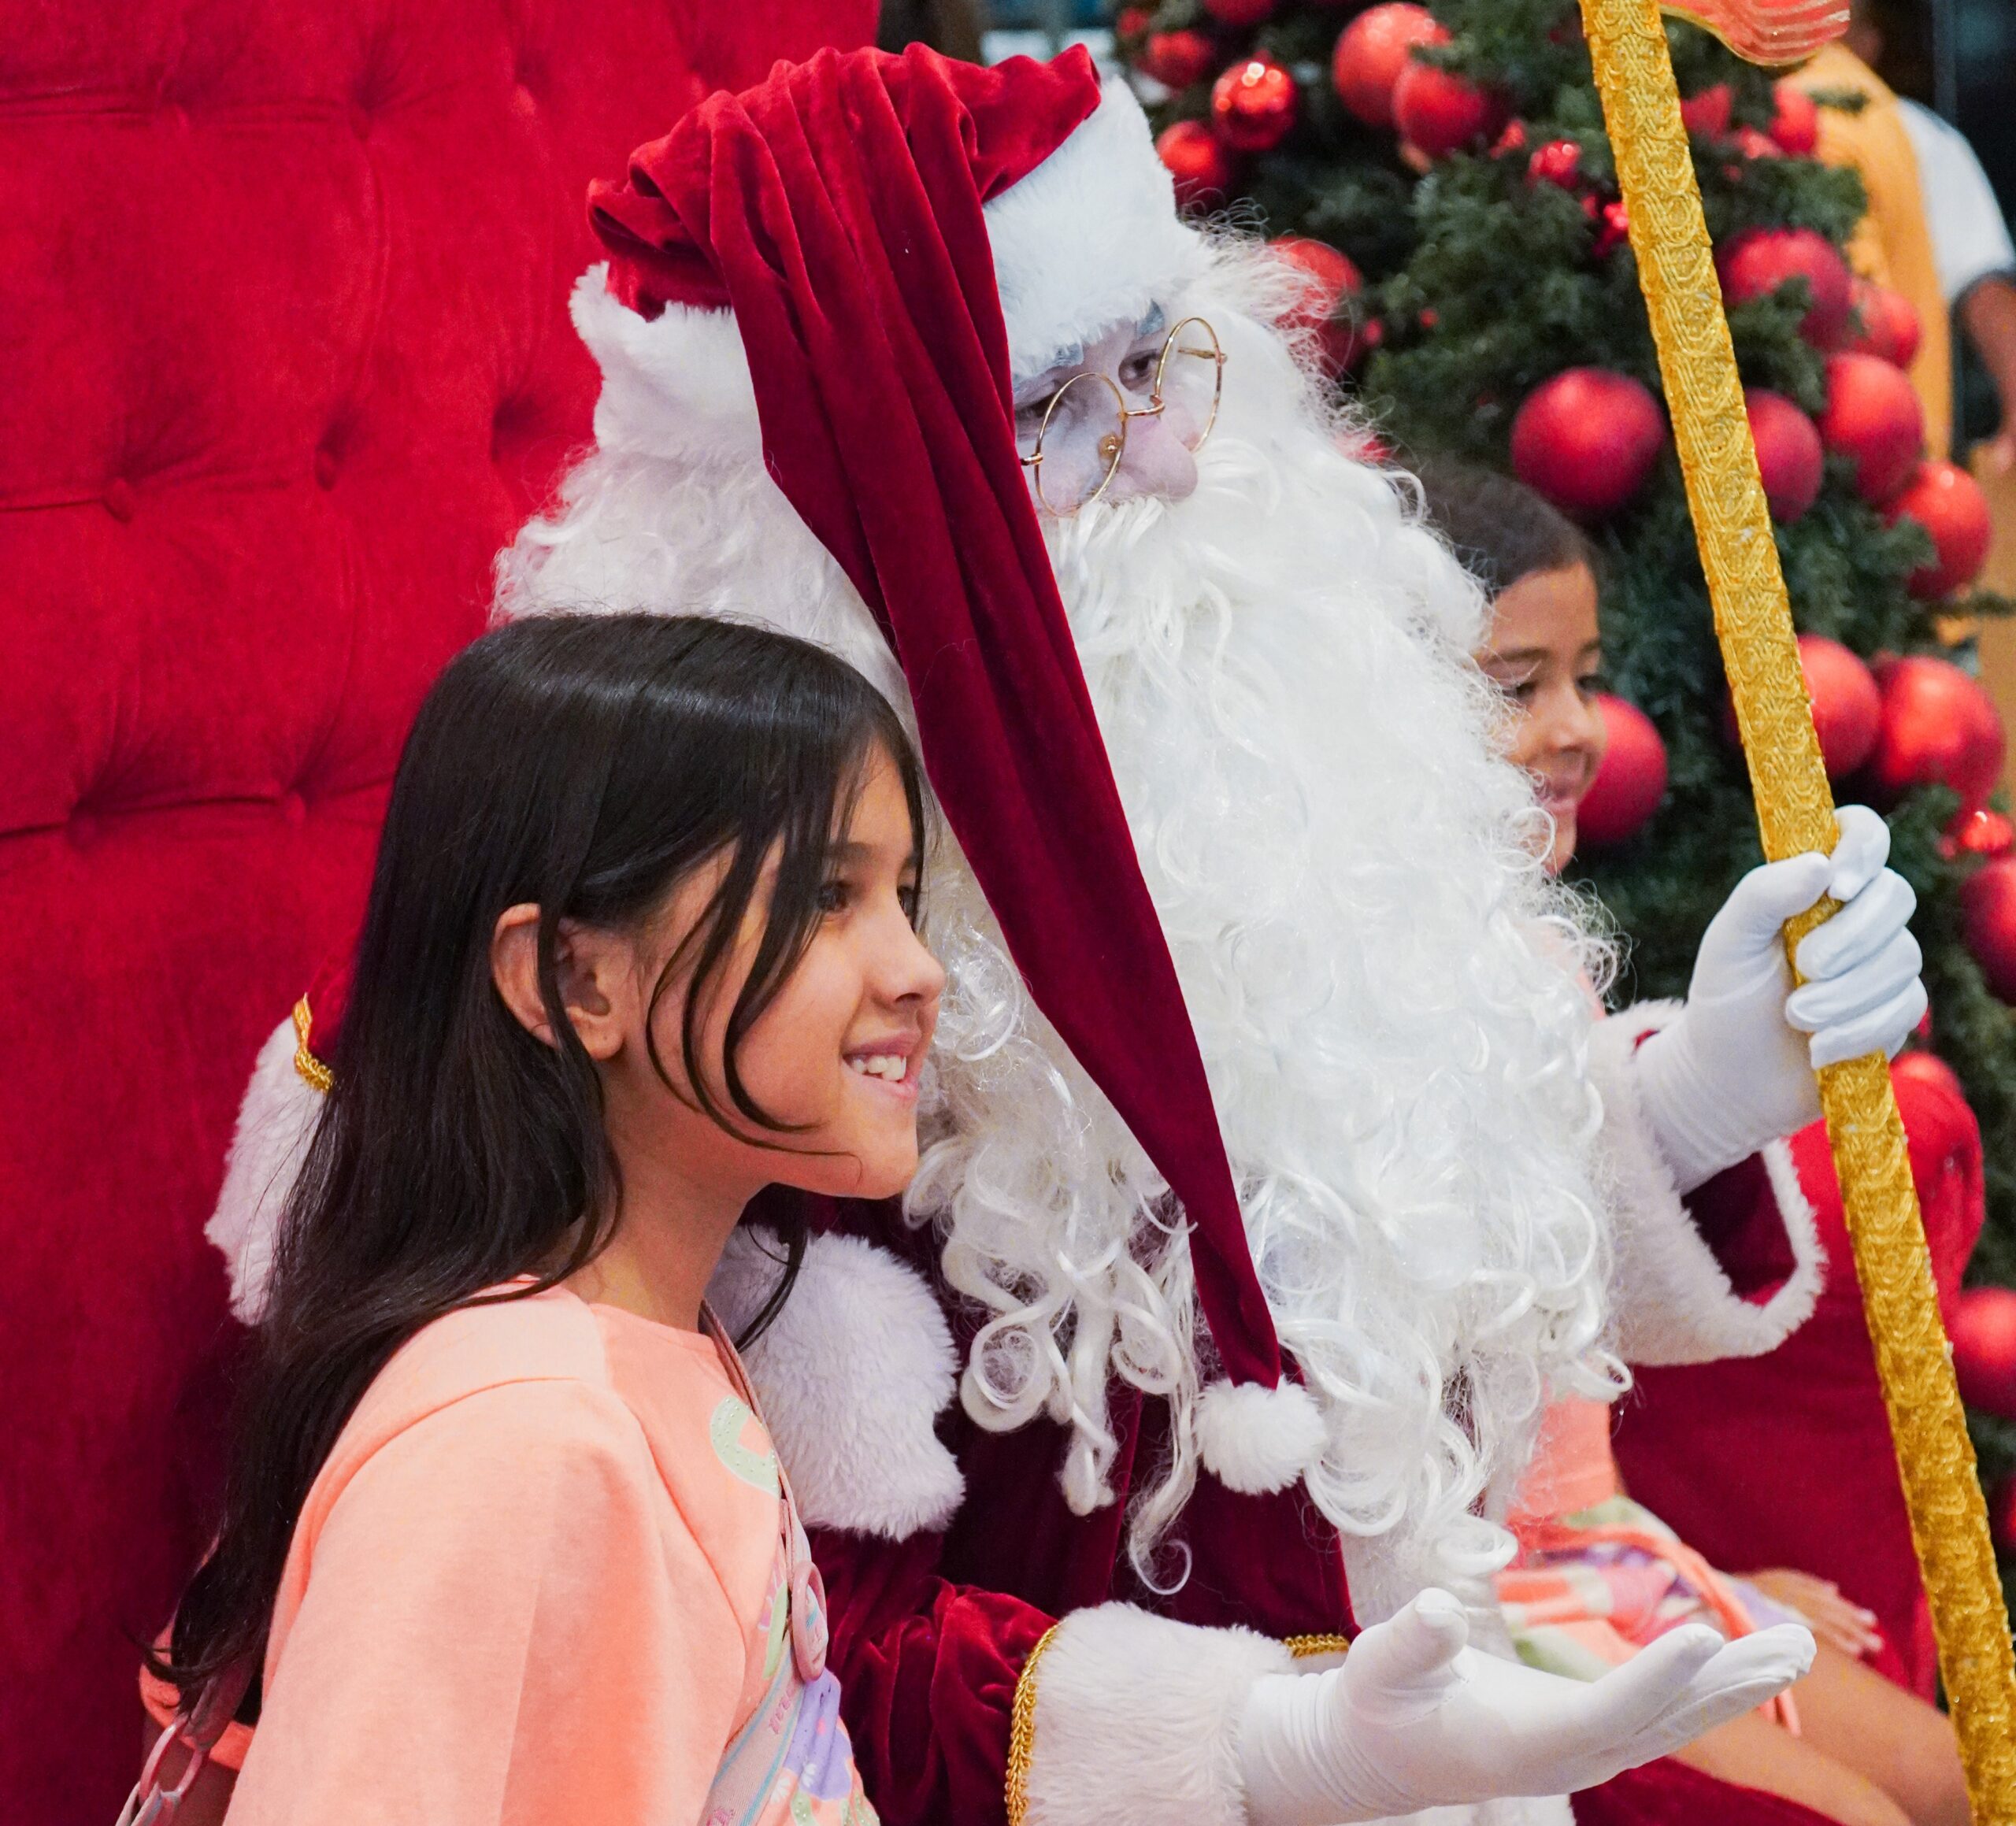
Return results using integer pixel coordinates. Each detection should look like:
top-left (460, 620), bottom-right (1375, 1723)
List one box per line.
top-left (789, 1192), bottom-right (1841, 1826)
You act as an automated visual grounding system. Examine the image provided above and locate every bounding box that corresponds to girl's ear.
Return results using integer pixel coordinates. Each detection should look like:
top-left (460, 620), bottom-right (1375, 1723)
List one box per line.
top-left (491, 905), bottom-right (625, 1060)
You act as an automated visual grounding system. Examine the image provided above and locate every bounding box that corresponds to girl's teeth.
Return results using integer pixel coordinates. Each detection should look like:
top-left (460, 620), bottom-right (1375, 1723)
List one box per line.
top-left (848, 1054), bottom-right (907, 1080)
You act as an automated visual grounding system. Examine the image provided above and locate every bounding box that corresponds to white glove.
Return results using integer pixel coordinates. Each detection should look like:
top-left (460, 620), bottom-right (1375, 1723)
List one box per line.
top-left (1237, 1588), bottom-right (1814, 1825)
top-left (1633, 806), bottom-right (1926, 1193)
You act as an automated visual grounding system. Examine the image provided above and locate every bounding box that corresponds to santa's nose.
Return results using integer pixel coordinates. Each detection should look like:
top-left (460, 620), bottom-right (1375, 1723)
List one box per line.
top-left (1108, 410), bottom-right (1198, 502)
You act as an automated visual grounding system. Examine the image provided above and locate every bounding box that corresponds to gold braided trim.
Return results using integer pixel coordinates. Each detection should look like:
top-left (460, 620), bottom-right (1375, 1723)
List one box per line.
top-left (291, 996), bottom-right (332, 1095)
top-left (1005, 1622), bottom-right (1062, 1826)
top-left (1580, 0), bottom-right (2016, 1813)
top-left (1285, 1632), bottom-right (1352, 1659)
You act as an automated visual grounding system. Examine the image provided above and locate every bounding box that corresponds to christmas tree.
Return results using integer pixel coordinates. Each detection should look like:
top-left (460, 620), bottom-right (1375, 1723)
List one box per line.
top-left (1124, 0), bottom-right (2016, 1580)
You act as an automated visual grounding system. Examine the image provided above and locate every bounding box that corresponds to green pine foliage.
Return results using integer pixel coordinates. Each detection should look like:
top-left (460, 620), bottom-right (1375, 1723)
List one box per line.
top-left (1132, 0), bottom-right (2016, 1584)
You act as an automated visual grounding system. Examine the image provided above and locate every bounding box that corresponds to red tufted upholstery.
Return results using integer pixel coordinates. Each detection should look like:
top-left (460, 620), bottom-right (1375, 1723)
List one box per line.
top-left (0, 3), bottom-right (869, 1813)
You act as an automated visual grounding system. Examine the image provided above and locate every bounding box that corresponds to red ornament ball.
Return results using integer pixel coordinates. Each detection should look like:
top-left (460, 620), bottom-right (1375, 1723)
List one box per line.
top-left (1115, 6), bottom-right (1153, 41)
top-left (1331, 3), bottom-right (1443, 129)
top-left (1577, 696), bottom-right (1669, 846)
top-left (1821, 352), bottom-right (1925, 503)
top-left (1718, 228), bottom-right (1853, 349)
top-left (1593, 198), bottom-right (1631, 258)
top-left (1272, 235), bottom-right (1367, 372)
top-left (1731, 125), bottom-right (1783, 164)
top-left (1870, 654), bottom-right (2006, 809)
top-left (1892, 1046), bottom-right (1966, 1105)
top-left (1744, 387), bottom-right (1825, 523)
top-left (1799, 634), bottom-right (1884, 777)
top-left (1201, 0), bottom-right (1276, 24)
top-left (1392, 58), bottom-right (1505, 158)
top-left (1510, 368), bottom-right (1666, 520)
top-left (1844, 280), bottom-right (1922, 369)
top-left (1140, 30), bottom-right (1217, 91)
top-left (1680, 83), bottom-right (1732, 139)
top-left (1769, 80), bottom-right (1821, 155)
top-left (1213, 55), bottom-right (1299, 154)
top-left (1947, 806), bottom-right (2016, 861)
top-left (1951, 1285), bottom-right (2016, 1414)
top-left (1888, 461), bottom-right (1993, 599)
top-left (1157, 120), bottom-right (1238, 207)
top-left (1527, 139), bottom-right (1583, 188)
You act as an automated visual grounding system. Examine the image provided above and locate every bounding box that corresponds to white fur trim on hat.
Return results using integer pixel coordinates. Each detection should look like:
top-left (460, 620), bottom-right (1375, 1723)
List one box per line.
top-left (207, 1013), bottom-right (323, 1325)
top-left (1591, 1000), bottom-right (1825, 1366)
top-left (1019, 1602), bottom-right (1292, 1826)
top-left (707, 1226), bottom-right (965, 1538)
top-left (983, 77), bottom-right (1209, 380)
top-left (568, 80), bottom-right (1208, 470)
top-left (1195, 1377), bottom-right (1327, 1495)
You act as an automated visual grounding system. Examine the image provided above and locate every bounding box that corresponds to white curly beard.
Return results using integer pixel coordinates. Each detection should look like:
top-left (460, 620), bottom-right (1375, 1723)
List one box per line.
top-left (496, 239), bottom-right (1625, 1599)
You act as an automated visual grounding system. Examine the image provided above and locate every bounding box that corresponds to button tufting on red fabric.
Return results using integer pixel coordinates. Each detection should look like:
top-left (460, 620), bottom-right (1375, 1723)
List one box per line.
top-left (313, 446), bottom-right (340, 490)
top-left (281, 792), bottom-right (308, 828)
top-left (348, 100), bottom-right (372, 142)
top-left (68, 811), bottom-right (100, 850)
top-left (103, 480), bottom-right (135, 523)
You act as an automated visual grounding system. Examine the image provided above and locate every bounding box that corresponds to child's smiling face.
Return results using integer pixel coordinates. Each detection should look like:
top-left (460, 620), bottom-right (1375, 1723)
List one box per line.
top-left (1474, 560), bottom-right (1608, 875)
top-left (632, 743), bottom-right (944, 1205)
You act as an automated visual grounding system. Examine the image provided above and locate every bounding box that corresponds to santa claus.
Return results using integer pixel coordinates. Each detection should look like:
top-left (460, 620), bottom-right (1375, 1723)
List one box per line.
top-left (211, 43), bottom-right (1928, 1826)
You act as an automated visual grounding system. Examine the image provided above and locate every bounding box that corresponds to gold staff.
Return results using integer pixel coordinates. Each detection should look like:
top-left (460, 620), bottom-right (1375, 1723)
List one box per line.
top-left (1573, 0), bottom-right (2016, 1810)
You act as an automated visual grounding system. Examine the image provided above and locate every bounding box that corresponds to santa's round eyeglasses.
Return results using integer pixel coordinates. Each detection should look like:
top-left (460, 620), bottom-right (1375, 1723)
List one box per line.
top-left (1015, 317), bottom-right (1226, 517)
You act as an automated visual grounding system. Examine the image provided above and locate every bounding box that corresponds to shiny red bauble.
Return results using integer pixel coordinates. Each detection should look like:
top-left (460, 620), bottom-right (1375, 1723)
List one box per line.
top-left (1966, 856), bottom-right (2016, 1002)
top-left (1202, 0), bottom-right (1276, 24)
top-left (1527, 139), bottom-right (1582, 187)
top-left (1892, 1046), bottom-right (1966, 1105)
top-left (1157, 120), bottom-right (1238, 206)
top-left (1272, 235), bottom-right (1368, 372)
top-left (1331, 3), bottom-right (1443, 129)
top-left (1821, 352), bottom-right (1926, 503)
top-left (1392, 57), bottom-right (1505, 157)
top-left (1718, 228), bottom-right (1852, 349)
top-left (1870, 654), bottom-right (2007, 809)
top-left (1140, 29), bottom-right (1217, 91)
top-left (1799, 634), bottom-right (1884, 777)
top-left (1769, 80), bottom-right (1820, 155)
top-left (1992, 1476), bottom-right (2016, 1554)
top-left (1593, 198), bottom-right (1631, 258)
top-left (1577, 696), bottom-right (1669, 846)
top-left (1510, 368), bottom-right (1666, 520)
top-left (1680, 82), bottom-right (1732, 139)
top-left (1951, 1285), bottom-right (2016, 1414)
top-left (1744, 387), bottom-right (1825, 523)
top-left (1213, 55), bottom-right (1299, 154)
top-left (1888, 461), bottom-right (1993, 599)
top-left (1947, 806), bottom-right (2016, 861)
top-left (1843, 280), bottom-right (1923, 369)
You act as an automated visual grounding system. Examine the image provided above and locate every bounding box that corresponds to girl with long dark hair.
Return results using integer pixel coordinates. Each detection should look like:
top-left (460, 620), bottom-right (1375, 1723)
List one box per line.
top-left (135, 612), bottom-right (939, 1823)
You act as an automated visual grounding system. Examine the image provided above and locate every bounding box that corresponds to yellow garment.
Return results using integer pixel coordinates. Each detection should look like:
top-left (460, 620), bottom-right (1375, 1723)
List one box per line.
top-left (1792, 44), bottom-right (1951, 459)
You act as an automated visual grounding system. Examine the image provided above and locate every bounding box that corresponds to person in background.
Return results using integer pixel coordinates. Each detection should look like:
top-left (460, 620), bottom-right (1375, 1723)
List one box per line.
top-left (1842, 1), bottom-right (2016, 473)
top-left (1421, 457), bottom-right (1970, 1826)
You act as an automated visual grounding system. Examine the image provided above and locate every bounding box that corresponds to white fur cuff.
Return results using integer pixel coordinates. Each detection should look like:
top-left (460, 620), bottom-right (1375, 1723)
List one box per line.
top-left (207, 1013), bottom-right (324, 1324)
top-left (1592, 1002), bottom-right (1824, 1366)
top-left (708, 1227), bottom-right (965, 1539)
top-left (1021, 1603), bottom-right (1293, 1826)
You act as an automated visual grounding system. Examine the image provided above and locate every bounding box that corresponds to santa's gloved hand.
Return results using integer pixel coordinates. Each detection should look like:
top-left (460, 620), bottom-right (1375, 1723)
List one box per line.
top-left (1236, 1588), bottom-right (1814, 1825)
top-left (1632, 806), bottom-right (1925, 1194)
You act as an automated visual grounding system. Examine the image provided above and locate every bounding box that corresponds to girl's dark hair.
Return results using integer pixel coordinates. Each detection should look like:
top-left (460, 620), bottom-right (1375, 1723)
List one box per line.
top-left (157, 612), bottom-right (925, 1706)
top-left (1414, 457), bottom-right (1596, 598)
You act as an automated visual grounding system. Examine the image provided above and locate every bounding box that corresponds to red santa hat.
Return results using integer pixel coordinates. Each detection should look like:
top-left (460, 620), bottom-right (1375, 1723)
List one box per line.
top-left (235, 45), bottom-right (1324, 1496)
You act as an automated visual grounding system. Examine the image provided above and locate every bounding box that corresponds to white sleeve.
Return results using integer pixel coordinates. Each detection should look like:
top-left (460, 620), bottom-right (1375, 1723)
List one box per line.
top-left (1897, 98), bottom-right (2016, 302)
